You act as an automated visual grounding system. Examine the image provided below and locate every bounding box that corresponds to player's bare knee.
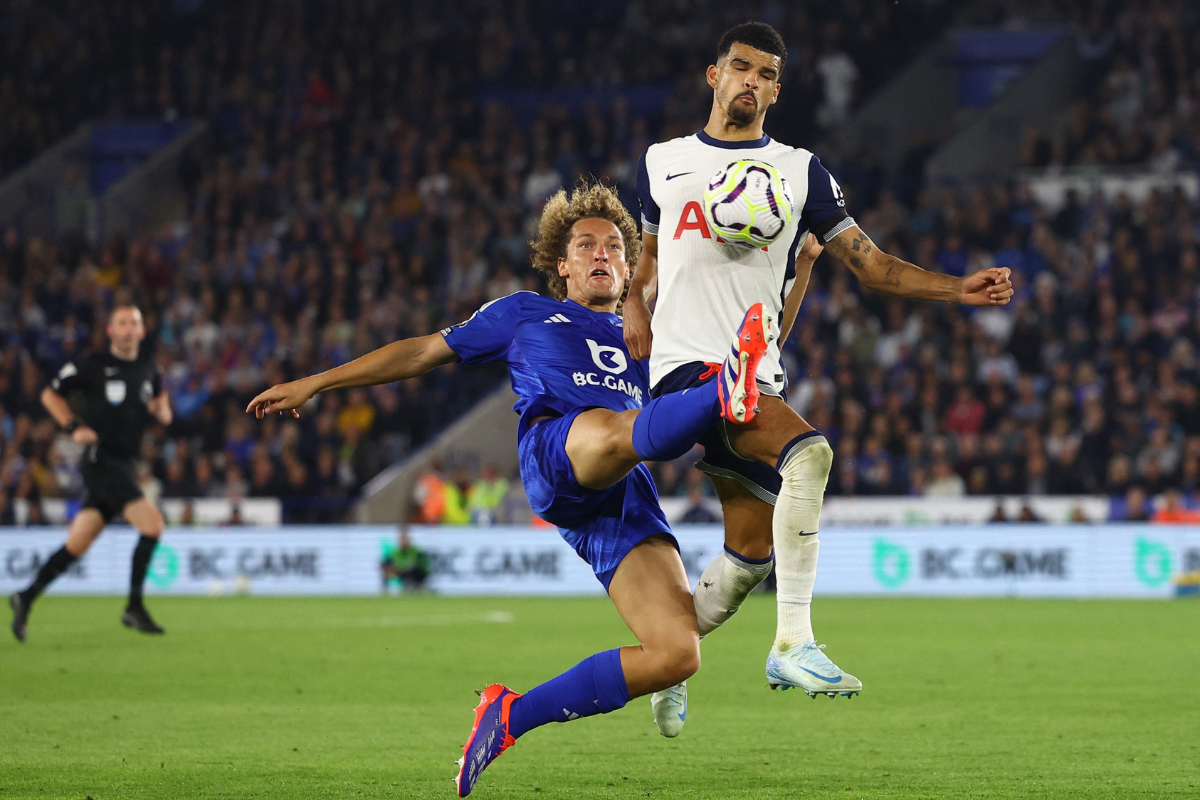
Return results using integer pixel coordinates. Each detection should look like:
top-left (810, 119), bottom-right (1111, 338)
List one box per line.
top-left (657, 638), bottom-right (701, 686)
top-left (569, 411), bottom-right (631, 466)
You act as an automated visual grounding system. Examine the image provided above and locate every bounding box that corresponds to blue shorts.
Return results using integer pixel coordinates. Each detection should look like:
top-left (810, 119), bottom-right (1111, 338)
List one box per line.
top-left (519, 408), bottom-right (676, 591)
top-left (652, 362), bottom-right (783, 505)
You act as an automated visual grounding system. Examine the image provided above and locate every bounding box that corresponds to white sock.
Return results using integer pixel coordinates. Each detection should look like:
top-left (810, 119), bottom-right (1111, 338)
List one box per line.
top-left (775, 537), bottom-right (819, 649)
top-left (694, 549), bottom-right (774, 637)
top-left (772, 434), bottom-right (833, 651)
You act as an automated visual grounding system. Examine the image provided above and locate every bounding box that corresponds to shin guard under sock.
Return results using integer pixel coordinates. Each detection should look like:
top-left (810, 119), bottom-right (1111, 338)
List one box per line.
top-left (631, 382), bottom-right (720, 461)
top-left (507, 648), bottom-right (630, 739)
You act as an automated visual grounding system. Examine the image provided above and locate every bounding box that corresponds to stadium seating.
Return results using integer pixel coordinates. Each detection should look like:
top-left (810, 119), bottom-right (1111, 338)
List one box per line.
top-left (2, 1), bottom-right (1198, 523)
top-left (1019, 3), bottom-right (1200, 171)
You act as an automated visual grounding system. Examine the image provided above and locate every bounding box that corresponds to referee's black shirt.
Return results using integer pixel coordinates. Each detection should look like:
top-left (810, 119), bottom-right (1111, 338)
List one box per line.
top-left (50, 352), bottom-right (163, 460)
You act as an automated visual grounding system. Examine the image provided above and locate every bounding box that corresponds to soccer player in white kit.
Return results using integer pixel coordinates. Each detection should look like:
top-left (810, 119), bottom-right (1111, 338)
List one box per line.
top-left (624, 22), bottom-right (1014, 733)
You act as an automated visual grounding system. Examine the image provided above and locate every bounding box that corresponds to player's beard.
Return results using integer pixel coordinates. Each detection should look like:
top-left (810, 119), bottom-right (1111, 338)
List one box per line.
top-left (724, 91), bottom-right (758, 126)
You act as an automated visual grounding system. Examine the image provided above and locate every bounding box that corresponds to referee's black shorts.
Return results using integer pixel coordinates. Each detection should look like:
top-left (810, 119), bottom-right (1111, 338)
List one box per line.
top-left (80, 448), bottom-right (144, 523)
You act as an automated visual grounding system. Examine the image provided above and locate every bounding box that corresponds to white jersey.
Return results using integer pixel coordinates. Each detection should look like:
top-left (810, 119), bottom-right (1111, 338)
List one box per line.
top-left (638, 131), bottom-right (855, 392)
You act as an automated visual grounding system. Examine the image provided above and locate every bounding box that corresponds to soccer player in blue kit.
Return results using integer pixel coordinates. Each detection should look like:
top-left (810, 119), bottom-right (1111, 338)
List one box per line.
top-left (245, 181), bottom-right (776, 797)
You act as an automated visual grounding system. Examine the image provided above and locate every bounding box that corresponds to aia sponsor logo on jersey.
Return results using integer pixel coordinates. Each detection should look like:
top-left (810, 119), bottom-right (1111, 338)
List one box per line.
top-left (671, 201), bottom-right (769, 250)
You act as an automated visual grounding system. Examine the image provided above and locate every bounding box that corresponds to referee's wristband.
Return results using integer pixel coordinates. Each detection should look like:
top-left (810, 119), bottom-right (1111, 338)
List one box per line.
top-left (63, 419), bottom-right (79, 434)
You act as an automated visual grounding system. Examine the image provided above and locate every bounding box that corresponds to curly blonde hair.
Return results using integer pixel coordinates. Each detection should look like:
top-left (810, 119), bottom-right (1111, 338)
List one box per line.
top-left (530, 180), bottom-right (641, 304)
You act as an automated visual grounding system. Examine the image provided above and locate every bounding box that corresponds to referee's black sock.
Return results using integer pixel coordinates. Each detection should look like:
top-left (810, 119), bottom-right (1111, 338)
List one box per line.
top-left (128, 535), bottom-right (159, 610)
top-left (19, 546), bottom-right (78, 604)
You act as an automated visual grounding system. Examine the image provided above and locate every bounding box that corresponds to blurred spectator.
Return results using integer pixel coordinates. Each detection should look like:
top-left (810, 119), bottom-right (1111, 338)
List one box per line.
top-left (1122, 486), bottom-right (1152, 522)
top-left (337, 389), bottom-right (376, 439)
top-left (411, 465), bottom-right (448, 524)
top-left (24, 498), bottom-right (49, 526)
top-left (443, 470), bottom-right (473, 525)
top-left (925, 460), bottom-right (966, 497)
top-left (1017, 503), bottom-right (1044, 524)
top-left (943, 387), bottom-right (986, 436)
top-left (679, 479), bottom-right (719, 524)
top-left (0, 490), bottom-right (15, 526)
top-left (816, 36), bottom-right (859, 129)
top-left (222, 503), bottom-right (246, 527)
top-left (411, 463), bottom-right (471, 524)
top-left (223, 463), bottom-right (248, 502)
top-left (1150, 489), bottom-right (1200, 524)
top-left (468, 464), bottom-right (510, 526)
top-left (55, 167), bottom-right (90, 242)
top-left (381, 532), bottom-right (430, 593)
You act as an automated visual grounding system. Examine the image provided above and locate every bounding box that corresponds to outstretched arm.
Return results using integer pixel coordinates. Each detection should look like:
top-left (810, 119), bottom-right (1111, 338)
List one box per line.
top-left (246, 333), bottom-right (459, 418)
top-left (623, 231), bottom-right (658, 360)
top-left (823, 225), bottom-right (1013, 306)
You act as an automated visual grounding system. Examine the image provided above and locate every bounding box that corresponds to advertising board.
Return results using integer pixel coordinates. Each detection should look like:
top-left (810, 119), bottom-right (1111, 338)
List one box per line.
top-left (2, 525), bottom-right (1196, 598)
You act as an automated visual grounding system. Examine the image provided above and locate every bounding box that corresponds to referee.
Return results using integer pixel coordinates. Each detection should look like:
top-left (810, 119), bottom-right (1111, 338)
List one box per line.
top-left (9, 304), bottom-right (173, 641)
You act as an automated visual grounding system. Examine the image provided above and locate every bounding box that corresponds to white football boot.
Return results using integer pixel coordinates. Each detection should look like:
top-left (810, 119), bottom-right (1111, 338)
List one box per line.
top-left (650, 681), bottom-right (687, 737)
top-left (766, 639), bottom-right (862, 698)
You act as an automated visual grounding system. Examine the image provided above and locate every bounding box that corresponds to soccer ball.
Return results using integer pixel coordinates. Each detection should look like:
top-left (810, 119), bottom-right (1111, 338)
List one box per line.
top-left (702, 159), bottom-right (795, 249)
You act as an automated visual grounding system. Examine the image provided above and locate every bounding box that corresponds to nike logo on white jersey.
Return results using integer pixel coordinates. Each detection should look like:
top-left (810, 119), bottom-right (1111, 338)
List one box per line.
top-left (105, 367), bottom-right (120, 376)
top-left (543, 314), bottom-right (572, 324)
top-left (665, 172), bottom-right (693, 180)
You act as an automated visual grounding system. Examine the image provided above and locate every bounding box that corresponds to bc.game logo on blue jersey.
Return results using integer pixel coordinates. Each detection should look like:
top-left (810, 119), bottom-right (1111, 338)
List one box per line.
top-left (585, 339), bottom-right (627, 374)
top-left (572, 339), bottom-right (642, 404)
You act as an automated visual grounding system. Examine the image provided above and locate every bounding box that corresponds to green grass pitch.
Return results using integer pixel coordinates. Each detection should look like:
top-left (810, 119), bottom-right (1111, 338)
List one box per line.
top-left (2, 594), bottom-right (1198, 799)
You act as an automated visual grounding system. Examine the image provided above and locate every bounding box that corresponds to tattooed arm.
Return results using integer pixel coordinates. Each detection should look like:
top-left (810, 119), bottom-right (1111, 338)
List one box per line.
top-left (823, 225), bottom-right (1013, 306)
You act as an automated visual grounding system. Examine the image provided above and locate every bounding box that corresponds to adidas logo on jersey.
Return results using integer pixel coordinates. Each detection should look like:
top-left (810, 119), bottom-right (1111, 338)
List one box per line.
top-left (543, 313), bottom-right (572, 324)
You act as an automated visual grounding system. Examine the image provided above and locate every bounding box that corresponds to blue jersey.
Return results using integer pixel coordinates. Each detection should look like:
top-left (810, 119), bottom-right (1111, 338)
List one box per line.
top-left (441, 292), bottom-right (648, 441)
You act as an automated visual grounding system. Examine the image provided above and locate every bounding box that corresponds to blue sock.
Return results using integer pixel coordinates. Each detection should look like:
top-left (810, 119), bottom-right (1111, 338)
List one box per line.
top-left (507, 648), bottom-right (630, 739)
top-left (631, 381), bottom-right (720, 461)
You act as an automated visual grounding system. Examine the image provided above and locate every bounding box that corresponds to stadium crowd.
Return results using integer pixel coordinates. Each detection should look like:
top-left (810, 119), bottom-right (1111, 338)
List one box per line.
top-left (0, 0), bottom-right (954, 522)
top-left (660, 176), bottom-right (1200, 515)
top-left (0, 0), bottom-right (192, 179)
top-left (1, 0), bottom-right (1198, 525)
top-left (0, 0), bottom-right (957, 180)
top-left (1020, 0), bottom-right (1200, 171)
